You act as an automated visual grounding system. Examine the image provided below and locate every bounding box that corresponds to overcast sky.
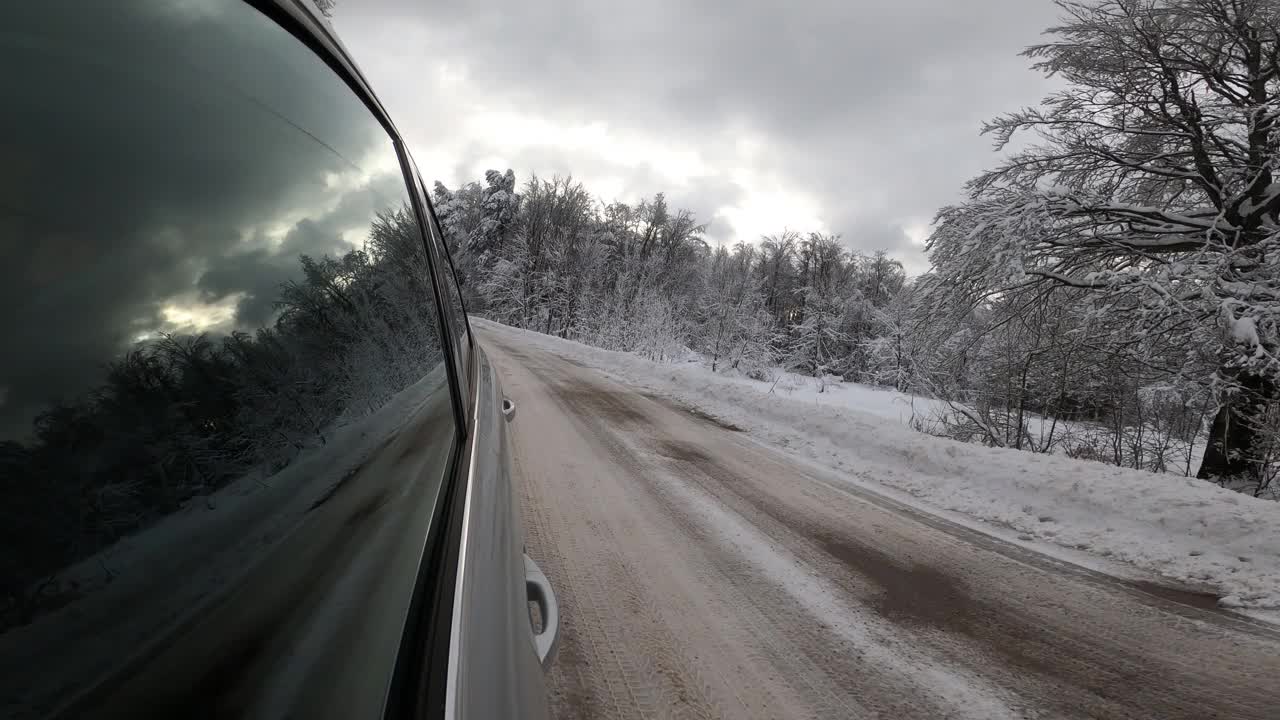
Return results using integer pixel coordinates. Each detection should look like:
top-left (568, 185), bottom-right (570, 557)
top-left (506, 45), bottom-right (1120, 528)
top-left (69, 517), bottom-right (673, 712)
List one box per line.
top-left (332, 0), bottom-right (1061, 273)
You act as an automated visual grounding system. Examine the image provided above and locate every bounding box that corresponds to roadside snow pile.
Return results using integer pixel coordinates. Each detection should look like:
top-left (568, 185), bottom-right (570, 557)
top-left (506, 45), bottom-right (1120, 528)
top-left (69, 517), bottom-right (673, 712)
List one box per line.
top-left (476, 319), bottom-right (1280, 609)
top-left (747, 366), bottom-right (944, 426)
top-left (683, 355), bottom-right (1206, 476)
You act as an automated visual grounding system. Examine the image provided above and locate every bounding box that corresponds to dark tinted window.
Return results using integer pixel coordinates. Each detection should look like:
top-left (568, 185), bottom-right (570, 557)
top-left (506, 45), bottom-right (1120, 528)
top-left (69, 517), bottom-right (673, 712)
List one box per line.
top-left (0, 2), bottom-right (455, 717)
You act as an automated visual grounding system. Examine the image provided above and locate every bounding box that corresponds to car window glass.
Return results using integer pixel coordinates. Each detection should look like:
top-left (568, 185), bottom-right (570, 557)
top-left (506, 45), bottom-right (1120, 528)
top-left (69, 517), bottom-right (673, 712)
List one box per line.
top-left (0, 2), bottom-right (455, 717)
top-left (437, 227), bottom-right (473, 344)
top-left (431, 215), bottom-right (473, 374)
top-left (408, 162), bottom-right (472, 391)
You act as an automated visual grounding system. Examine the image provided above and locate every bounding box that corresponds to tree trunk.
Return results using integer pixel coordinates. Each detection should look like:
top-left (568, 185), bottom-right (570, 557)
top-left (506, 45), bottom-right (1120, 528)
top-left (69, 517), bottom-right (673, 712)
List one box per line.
top-left (1197, 371), bottom-right (1275, 486)
top-left (1014, 355), bottom-right (1032, 451)
top-left (711, 307), bottom-right (729, 373)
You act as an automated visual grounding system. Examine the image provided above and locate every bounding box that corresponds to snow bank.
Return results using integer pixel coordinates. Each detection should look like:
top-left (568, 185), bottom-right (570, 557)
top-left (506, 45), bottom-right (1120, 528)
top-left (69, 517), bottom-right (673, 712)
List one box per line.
top-left (477, 319), bottom-right (1280, 609)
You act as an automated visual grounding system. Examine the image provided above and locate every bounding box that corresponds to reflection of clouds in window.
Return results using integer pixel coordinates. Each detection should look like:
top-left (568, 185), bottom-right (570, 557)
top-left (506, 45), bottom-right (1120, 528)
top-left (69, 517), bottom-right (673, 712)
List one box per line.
top-left (233, 169), bottom-right (407, 253)
top-left (258, 221), bottom-right (301, 252)
top-left (152, 0), bottom-right (230, 24)
top-left (326, 145), bottom-right (406, 196)
top-left (0, 4), bottom-right (410, 440)
top-left (341, 228), bottom-right (369, 248)
top-left (188, 170), bottom-right (408, 330)
top-left (160, 291), bottom-right (245, 334)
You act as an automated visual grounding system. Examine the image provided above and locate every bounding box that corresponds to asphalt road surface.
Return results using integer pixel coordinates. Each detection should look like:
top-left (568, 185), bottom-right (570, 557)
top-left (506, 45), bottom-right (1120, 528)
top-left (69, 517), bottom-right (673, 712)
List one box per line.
top-left (479, 324), bottom-right (1280, 720)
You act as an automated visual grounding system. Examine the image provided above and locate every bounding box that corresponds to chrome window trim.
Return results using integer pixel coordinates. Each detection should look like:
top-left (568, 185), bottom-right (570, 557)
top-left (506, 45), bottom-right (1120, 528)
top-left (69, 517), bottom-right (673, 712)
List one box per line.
top-left (442, 385), bottom-right (481, 718)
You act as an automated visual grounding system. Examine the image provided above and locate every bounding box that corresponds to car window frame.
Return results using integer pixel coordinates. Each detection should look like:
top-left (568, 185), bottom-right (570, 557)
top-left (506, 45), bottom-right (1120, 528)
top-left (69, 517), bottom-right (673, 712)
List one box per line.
top-left (405, 157), bottom-right (472, 401)
top-left (243, 3), bottom-right (476, 719)
top-left (398, 149), bottom-right (470, 432)
top-left (382, 140), bottom-right (474, 720)
top-left (416, 170), bottom-right (474, 348)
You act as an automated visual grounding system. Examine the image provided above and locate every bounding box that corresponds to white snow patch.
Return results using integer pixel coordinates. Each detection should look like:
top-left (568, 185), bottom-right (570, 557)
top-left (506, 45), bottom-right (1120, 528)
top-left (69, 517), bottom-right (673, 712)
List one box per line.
top-left (1230, 314), bottom-right (1261, 347)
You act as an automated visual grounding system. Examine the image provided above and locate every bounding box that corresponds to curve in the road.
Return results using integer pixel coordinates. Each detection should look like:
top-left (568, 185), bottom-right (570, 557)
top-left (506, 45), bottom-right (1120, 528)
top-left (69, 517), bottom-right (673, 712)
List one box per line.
top-left (480, 324), bottom-right (1280, 720)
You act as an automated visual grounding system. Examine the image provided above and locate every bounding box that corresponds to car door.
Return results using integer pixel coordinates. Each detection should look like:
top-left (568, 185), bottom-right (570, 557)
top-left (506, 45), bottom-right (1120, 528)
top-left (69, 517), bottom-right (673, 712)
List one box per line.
top-left (0, 1), bottom-right (498, 717)
top-left (402, 159), bottom-right (555, 719)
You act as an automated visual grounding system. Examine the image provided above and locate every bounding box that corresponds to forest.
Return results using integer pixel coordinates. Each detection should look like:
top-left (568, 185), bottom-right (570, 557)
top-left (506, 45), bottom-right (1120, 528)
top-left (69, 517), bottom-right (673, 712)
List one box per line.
top-left (432, 0), bottom-right (1280, 501)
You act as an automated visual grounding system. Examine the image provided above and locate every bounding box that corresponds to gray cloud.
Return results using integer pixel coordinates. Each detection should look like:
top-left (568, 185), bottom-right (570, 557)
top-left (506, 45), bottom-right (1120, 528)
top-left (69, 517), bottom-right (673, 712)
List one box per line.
top-left (0, 2), bottom-right (409, 439)
top-left (335, 0), bottom-right (1060, 258)
top-left (675, 179), bottom-right (747, 246)
top-left (197, 172), bottom-right (411, 327)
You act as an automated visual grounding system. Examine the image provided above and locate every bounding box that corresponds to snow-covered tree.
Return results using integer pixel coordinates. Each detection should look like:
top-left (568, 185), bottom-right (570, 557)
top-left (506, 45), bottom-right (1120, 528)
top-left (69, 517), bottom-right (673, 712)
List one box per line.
top-left (865, 281), bottom-right (919, 392)
top-left (928, 0), bottom-right (1280, 487)
top-left (784, 288), bottom-right (851, 393)
top-left (433, 171), bottom-right (522, 311)
top-left (757, 231), bottom-right (802, 328)
top-left (697, 243), bottom-right (777, 373)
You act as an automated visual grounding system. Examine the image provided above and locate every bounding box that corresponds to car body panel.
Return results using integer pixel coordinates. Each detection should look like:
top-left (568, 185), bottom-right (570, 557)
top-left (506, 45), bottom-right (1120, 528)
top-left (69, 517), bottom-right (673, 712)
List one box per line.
top-left (447, 346), bottom-right (551, 720)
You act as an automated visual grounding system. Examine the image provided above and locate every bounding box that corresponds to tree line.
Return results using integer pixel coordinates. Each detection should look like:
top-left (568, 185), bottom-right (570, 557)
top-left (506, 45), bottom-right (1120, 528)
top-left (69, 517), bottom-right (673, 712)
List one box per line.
top-left (432, 172), bottom-right (914, 382)
top-left (435, 0), bottom-right (1280, 500)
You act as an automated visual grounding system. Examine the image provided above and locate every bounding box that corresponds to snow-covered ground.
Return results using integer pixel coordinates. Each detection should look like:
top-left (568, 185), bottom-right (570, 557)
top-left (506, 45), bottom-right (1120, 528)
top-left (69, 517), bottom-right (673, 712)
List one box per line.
top-left (675, 354), bottom-right (1208, 476)
top-left (476, 318), bottom-right (1280, 610)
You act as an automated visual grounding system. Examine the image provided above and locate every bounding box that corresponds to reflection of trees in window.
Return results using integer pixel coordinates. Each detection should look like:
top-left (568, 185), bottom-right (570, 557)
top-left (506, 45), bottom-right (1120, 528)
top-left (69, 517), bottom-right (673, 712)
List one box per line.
top-left (1, 207), bottom-right (440, 628)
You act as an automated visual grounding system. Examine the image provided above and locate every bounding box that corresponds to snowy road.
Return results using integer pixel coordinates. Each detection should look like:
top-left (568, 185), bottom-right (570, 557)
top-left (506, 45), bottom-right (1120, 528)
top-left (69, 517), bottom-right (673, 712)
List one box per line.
top-left (479, 323), bottom-right (1280, 720)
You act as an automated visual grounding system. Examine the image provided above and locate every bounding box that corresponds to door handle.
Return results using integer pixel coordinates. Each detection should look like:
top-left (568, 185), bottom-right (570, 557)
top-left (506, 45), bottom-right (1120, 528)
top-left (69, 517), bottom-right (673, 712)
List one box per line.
top-left (502, 398), bottom-right (516, 421)
top-left (524, 554), bottom-right (559, 669)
